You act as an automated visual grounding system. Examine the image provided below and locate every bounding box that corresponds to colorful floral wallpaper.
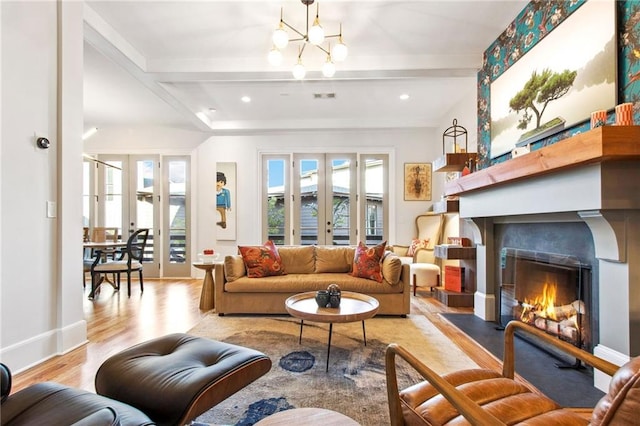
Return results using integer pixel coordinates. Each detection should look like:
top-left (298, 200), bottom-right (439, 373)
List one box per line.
top-left (477, 0), bottom-right (640, 169)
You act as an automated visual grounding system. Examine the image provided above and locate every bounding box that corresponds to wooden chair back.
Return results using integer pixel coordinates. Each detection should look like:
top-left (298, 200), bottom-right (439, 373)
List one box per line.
top-left (91, 227), bottom-right (119, 243)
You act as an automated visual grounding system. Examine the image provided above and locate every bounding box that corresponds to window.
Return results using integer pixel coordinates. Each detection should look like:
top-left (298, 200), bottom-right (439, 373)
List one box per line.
top-left (262, 152), bottom-right (389, 245)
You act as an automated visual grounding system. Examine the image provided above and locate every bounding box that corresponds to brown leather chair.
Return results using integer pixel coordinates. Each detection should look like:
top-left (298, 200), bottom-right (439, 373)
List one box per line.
top-left (1, 333), bottom-right (271, 426)
top-left (386, 320), bottom-right (640, 425)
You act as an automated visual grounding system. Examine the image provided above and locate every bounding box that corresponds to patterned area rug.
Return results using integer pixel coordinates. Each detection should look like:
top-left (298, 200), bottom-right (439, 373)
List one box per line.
top-left (189, 314), bottom-right (477, 426)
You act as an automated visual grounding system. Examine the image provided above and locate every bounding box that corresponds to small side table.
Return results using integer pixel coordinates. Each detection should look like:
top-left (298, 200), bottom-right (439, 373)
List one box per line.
top-left (192, 262), bottom-right (219, 311)
top-left (254, 407), bottom-right (360, 425)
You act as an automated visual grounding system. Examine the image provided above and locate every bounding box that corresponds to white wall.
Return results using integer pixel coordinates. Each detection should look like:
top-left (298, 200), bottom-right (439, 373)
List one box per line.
top-left (83, 126), bottom-right (207, 154)
top-left (1, 1), bottom-right (86, 372)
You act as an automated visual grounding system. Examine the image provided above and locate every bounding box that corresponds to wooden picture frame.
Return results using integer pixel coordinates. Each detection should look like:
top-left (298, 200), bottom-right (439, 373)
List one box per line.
top-left (404, 163), bottom-right (431, 201)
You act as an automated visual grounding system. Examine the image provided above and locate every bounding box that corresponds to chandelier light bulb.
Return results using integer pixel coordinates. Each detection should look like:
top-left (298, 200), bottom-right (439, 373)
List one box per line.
top-left (272, 25), bottom-right (289, 49)
top-left (322, 56), bottom-right (336, 78)
top-left (268, 47), bottom-right (283, 66)
top-left (308, 18), bottom-right (325, 45)
top-left (332, 39), bottom-right (348, 62)
top-left (292, 60), bottom-right (306, 80)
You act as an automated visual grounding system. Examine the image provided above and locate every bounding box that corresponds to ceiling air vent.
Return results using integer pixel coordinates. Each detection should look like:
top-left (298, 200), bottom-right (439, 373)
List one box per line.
top-left (313, 93), bottom-right (336, 99)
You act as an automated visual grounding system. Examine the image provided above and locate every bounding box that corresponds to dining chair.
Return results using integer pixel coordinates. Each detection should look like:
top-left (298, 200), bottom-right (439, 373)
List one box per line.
top-left (91, 227), bottom-right (118, 243)
top-left (90, 228), bottom-right (149, 298)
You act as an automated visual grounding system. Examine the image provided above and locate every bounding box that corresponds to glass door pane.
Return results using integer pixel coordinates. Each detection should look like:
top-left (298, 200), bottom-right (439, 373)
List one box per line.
top-left (293, 155), bottom-right (323, 245)
top-left (134, 159), bottom-right (157, 273)
top-left (327, 154), bottom-right (356, 245)
top-left (361, 154), bottom-right (388, 245)
top-left (104, 160), bottom-right (123, 235)
top-left (263, 157), bottom-right (289, 244)
top-left (163, 157), bottom-right (190, 277)
top-left (82, 161), bottom-right (94, 229)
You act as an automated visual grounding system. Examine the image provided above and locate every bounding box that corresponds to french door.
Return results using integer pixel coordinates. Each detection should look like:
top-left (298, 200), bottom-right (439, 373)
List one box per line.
top-left (263, 152), bottom-right (388, 246)
top-left (162, 156), bottom-right (190, 277)
top-left (87, 155), bottom-right (191, 277)
top-left (292, 153), bottom-right (357, 245)
top-left (95, 155), bottom-right (160, 278)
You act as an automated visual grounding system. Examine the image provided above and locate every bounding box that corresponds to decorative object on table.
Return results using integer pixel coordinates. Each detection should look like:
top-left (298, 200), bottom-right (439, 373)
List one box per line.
top-left (198, 249), bottom-right (219, 264)
top-left (591, 110), bottom-right (608, 128)
top-left (433, 119), bottom-right (477, 173)
top-left (615, 102), bottom-right (635, 126)
top-left (447, 237), bottom-right (472, 247)
top-left (327, 283), bottom-right (341, 308)
top-left (511, 145), bottom-right (530, 158)
top-left (403, 162), bottom-right (432, 201)
top-left (315, 290), bottom-right (330, 308)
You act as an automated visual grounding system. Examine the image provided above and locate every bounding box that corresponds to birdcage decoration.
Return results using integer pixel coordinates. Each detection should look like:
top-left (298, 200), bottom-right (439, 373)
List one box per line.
top-left (433, 118), bottom-right (477, 172)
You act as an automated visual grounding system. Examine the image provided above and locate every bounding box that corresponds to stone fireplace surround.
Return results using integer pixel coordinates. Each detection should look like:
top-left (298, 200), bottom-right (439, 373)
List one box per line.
top-left (445, 126), bottom-right (640, 391)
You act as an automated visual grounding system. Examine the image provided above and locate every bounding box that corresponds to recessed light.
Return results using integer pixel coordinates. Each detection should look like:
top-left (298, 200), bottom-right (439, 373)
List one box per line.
top-left (399, 94), bottom-right (410, 100)
top-left (241, 96), bottom-right (251, 103)
top-left (208, 107), bottom-right (216, 113)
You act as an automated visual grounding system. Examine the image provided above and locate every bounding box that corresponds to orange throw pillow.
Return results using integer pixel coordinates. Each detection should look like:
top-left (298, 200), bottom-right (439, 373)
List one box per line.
top-left (238, 240), bottom-right (286, 278)
top-left (407, 238), bottom-right (430, 256)
top-left (351, 241), bottom-right (387, 282)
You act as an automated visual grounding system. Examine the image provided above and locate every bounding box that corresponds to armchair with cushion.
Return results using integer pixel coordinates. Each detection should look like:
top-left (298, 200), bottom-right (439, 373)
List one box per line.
top-left (386, 320), bottom-right (639, 425)
top-left (390, 213), bottom-right (443, 265)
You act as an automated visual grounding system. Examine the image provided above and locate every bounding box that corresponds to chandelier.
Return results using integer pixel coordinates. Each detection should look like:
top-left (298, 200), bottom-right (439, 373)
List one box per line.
top-left (268, 0), bottom-right (348, 79)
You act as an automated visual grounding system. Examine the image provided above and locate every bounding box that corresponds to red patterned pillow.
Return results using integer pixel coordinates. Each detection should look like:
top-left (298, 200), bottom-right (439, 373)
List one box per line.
top-left (351, 241), bottom-right (387, 282)
top-left (407, 238), bottom-right (430, 256)
top-left (238, 240), bottom-right (286, 278)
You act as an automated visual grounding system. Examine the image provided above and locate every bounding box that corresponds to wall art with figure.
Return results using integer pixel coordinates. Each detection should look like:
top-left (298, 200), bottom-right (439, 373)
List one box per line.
top-left (216, 162), bottom-right (236, 240)
top-left (404, 163), bottom-right (432, 201)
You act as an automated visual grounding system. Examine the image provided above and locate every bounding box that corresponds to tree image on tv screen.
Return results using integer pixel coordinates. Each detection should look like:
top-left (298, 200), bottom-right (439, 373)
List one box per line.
top-left (509, 68), bottom-right (577, 132)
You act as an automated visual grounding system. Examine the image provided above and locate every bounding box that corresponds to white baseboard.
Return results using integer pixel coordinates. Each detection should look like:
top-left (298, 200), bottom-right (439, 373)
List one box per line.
top-left (593, 344), bottom-right (630, 392)
top-left (0, 320), bottom-right (88, 373)
top-left (474, 292), bottom-right (496, 321)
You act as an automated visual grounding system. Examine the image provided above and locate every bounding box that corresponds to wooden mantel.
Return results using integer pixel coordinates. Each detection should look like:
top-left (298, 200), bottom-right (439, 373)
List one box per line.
top-left (444, 126), bottom-right (640, 196)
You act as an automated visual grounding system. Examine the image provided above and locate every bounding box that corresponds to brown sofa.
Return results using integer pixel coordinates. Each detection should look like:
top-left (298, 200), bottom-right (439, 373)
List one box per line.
top-left (214, 245), bottom-right (410, 316)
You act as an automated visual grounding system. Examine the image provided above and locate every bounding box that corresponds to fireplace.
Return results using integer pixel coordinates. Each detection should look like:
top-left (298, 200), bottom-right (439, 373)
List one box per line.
top-left (445, 127), bottom-right (640, 391)
top-left (499, 247), bottom-right (592, 351)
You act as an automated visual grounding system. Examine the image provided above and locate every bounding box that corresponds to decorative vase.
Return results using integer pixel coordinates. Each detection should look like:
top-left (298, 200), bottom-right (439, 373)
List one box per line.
top-left (615, 103), bottom-right (634, 126)
top-left (315, 290), bottom-right (330, 308)
top-left (329, 291), bottom-right (341, 308)
top-left (590, 110), bottom-right (607, 129)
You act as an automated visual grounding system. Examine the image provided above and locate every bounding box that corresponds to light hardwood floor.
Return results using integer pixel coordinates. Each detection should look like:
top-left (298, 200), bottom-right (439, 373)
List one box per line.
top-left (11, 279), bottom-right (501, 393)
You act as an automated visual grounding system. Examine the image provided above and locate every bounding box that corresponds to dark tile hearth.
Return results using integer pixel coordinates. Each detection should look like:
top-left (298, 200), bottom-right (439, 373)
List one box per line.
top-left (442, 313), bottom-right (605, 408)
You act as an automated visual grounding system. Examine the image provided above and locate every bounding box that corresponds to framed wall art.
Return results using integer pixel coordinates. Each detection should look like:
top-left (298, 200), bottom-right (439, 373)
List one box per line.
top-left (216, 162), bottom-right (236, 241)
top-left (404, 163), bottom-right (432, 201)
top-left (489, 0), bottom-right (616, 159)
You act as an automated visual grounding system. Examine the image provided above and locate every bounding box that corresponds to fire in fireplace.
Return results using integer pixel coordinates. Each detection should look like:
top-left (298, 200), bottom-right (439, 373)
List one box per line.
top-left (519, 282), bottom-right (586, 345)
top-left (500, 248), bottom-right (592, 350)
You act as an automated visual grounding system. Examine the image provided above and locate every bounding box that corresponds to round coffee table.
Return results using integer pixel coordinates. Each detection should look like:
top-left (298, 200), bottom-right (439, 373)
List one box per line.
top-left (254, 407), bottom-right (359, 425)
top-left (285, 291), bottom-right (379, 372)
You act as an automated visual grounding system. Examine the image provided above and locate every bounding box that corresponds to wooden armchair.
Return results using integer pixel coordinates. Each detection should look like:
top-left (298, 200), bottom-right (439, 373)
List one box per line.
top-left (386, 320), bottom-right (640, 425)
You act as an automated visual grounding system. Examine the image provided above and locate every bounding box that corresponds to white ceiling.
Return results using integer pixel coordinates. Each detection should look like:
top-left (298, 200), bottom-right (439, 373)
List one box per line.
top-left (83, 0), bottom-right (528, 134)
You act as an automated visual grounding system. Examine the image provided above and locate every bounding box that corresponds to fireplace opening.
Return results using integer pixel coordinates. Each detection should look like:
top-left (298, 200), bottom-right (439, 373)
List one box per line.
top-left (499, 248), bottom-right (592, 354)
